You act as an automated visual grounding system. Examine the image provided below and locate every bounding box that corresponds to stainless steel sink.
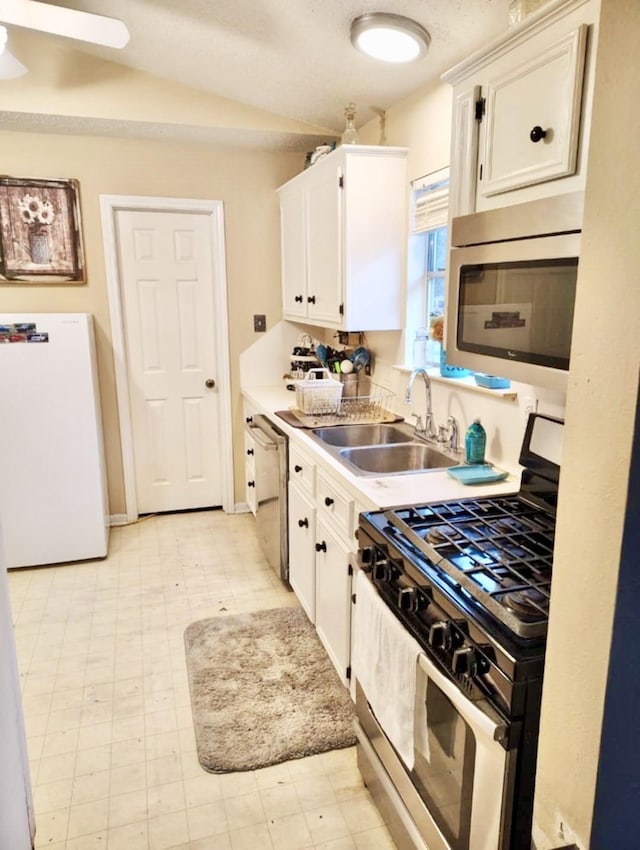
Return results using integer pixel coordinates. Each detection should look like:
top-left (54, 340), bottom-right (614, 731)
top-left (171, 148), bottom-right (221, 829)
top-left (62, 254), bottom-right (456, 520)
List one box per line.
top-left (339, 443), bottom-right (457, 475)
top-left (311, 423), bottom-right (413, 447)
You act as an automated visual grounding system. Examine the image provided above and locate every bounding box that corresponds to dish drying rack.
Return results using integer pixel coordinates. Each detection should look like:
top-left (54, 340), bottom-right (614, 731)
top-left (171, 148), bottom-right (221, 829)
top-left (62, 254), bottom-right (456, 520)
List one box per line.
top-left (291, 373), bottom-right (396, 427)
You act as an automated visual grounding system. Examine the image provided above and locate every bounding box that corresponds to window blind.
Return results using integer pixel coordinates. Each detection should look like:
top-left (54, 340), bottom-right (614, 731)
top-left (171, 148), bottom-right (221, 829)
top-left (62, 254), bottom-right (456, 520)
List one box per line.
top-left (411, 167), bottom-right (450, 234)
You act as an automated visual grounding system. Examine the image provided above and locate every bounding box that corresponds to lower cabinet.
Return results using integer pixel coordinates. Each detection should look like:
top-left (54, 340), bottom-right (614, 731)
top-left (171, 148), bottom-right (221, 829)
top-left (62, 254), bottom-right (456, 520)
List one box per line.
top-left (287, 439), bottom-right (368, 689)
top-left (244, 424), bottom-right (258, 516)
top-left (288, 481), bottom-right (316, 623)
top-left (314, 515), bottom-right (353, 687)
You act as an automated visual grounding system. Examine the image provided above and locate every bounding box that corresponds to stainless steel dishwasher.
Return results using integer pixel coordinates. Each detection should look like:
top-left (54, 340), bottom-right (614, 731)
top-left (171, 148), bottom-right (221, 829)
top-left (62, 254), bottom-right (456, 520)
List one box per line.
top-left (247, 414), bottom-right (289, 583)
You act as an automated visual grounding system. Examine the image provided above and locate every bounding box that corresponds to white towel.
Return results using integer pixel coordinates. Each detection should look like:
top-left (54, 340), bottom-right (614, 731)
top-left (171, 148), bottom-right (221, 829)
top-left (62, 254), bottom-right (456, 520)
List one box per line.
top-left (353, 570), bottom-right (422, 770)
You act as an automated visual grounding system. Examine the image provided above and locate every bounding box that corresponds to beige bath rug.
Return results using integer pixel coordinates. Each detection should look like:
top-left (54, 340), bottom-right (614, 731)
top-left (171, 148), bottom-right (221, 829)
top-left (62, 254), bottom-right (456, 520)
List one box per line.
top-left (184, 606), bottom-right (356, 773)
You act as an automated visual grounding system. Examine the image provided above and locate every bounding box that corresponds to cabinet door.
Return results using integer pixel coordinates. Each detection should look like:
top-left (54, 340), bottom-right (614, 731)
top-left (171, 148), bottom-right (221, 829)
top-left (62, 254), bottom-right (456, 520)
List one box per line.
top-left (280, 187), bottom-right (308, 319)
top-left (450, 84), bottom-right (482, 218)
top-left (478, 25), bottom-right (587, 200)
top-left (305, 166), bottom-right (344, 327)
top-left (244, 426), bottom-right (257, 516)
top-left (288, 483), bottom-right (316, 623)
top-left (315, 516), bottom-right (352, 685)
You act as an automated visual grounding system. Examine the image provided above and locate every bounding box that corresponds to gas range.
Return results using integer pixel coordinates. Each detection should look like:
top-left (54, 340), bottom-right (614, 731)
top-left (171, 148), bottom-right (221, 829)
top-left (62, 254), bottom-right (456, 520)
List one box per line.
top-left (362, 491), bottom-right (555, 641)
top-left (354, 413), bottom-right (564, 850)
top-left (357, 413), bottom-right (563, 716)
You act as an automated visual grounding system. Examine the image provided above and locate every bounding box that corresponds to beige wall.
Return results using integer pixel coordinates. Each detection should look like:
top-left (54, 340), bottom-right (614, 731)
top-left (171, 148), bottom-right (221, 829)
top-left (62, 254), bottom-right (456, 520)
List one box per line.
top-left (0, 131), bottom-right (303, 514)
top-left (532, 0), bottom-right (640, 846)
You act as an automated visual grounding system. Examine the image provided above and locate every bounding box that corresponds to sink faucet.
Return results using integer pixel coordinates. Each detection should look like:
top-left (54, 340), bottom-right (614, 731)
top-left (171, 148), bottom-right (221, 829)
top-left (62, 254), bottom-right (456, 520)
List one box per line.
top-left (447, 415), bottom-right (459, 453)
top-left (404, 368), bottom-right (437, 440)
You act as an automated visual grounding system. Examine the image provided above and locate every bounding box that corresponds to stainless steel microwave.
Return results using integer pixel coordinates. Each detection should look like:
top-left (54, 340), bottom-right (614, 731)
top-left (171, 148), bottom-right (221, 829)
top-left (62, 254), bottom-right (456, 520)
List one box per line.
top-left (446, 193), bottom-right (583, 391)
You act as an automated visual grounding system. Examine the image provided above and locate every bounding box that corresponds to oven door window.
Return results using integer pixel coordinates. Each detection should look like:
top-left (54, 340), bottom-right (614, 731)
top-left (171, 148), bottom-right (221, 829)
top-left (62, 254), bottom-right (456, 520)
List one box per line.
top-left (413, 670), bottom-right (476, 850)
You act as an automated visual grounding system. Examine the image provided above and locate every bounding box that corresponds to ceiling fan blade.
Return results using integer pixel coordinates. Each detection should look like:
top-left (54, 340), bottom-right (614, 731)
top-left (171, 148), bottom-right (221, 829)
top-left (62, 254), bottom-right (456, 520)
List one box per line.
top-left (0, 45), bottom-right (28, 77)
top-left (0, 0), bottom-right (129, 49)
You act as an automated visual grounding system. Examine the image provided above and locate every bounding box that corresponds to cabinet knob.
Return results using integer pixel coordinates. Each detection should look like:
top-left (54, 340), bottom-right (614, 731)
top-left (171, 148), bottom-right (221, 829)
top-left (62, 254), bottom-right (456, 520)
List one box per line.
top-left (205, 378), bottom-right (215, 388)
top-left (315, 541), bottom-right (327, 553)
top-left (324, 496), bottom-right (334, 507)
top-left (247, 480), bottom-right (255, 488)
top-left (245, 416), bottom-right (253, 424)
top-left (529, 125), bottom-right (548, 143)
top-left (298, 518), bottom-right (309, 528)
top-left (246, 448), bottom-right (254, 456)
top-left (307, 295), bottom-right (316, 305)
top-left (294, 294), bottom-right (303, 303)
top-left (294, 464), bottom-right (303, 473)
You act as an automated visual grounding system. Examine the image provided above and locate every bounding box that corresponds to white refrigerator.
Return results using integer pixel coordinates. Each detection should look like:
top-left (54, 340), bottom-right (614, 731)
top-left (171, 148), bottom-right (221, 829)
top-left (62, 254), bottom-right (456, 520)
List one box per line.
top-left (0, 313), bottom-right (109, 568)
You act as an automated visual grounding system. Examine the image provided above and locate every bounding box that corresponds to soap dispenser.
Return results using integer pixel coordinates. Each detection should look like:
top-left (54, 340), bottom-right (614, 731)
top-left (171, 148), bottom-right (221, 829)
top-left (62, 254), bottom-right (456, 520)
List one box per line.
top-left (465, 419), bottom-right (486, 465)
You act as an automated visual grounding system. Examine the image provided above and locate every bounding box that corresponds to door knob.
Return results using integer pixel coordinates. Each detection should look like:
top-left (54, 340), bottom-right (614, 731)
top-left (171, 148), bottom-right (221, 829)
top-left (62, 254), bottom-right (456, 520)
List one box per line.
top-left (205, 378), bottom-right (215, 388)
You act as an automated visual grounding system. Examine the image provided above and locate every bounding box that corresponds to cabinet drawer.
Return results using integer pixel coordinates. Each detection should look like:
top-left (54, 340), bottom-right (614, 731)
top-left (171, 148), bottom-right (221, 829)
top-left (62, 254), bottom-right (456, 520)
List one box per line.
top-left (317, 470), bottom-right (354, 545)
top-left (289, 442), bottom-right (316, 498)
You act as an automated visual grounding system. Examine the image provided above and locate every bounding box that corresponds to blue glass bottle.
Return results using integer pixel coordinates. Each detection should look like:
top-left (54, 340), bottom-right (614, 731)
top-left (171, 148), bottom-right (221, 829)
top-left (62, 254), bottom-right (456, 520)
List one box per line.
top-left (465, 419), bottom-right (486, 465)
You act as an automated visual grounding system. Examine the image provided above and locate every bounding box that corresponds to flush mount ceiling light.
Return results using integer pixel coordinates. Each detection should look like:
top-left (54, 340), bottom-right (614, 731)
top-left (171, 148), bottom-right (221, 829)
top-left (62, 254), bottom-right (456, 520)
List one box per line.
top-left (351, 13), bottom-right (430, 63)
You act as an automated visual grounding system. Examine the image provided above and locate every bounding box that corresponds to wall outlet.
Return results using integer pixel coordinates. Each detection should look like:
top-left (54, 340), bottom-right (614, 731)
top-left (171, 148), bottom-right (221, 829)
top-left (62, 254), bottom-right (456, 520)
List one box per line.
top-left (253, 314), bottom-right (266, 333)
top-left (523, 396), bottom-right (538, 421)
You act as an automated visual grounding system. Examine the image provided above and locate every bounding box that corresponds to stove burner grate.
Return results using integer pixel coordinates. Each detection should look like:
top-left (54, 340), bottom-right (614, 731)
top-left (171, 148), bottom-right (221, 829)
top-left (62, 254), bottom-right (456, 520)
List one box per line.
top-left (380, 495), bottom-right (556, 637)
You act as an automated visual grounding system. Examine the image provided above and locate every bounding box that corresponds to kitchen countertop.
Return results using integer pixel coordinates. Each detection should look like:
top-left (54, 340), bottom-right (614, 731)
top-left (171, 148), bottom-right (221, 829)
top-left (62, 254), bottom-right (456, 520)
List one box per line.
top-left (242, 385), bottom-right (521, 509)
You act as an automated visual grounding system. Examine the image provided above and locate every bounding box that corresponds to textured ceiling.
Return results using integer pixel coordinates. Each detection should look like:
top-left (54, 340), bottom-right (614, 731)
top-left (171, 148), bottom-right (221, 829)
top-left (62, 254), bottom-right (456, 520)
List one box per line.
top-left (12, 0), bottom-right (513, 134)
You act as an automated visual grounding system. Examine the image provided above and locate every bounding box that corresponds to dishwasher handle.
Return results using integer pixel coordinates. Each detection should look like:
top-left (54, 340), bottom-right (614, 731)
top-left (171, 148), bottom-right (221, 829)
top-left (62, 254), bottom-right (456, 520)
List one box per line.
top-left (249, 424), bottom-right (279, 451)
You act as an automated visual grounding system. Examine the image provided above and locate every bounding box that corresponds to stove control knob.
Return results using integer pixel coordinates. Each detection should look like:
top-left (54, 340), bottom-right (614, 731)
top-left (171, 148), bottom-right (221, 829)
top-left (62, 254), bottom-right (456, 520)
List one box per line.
top-left (359, 547), bottom-right (374, 571)
top-left (452, 646), bottom-right (478, 678)
top-left (398, 587), bottom-right (424, 612)
top-left (428, 620), bottom-right (453, 650)
top-left (373, 561), bottom-right (398, 582)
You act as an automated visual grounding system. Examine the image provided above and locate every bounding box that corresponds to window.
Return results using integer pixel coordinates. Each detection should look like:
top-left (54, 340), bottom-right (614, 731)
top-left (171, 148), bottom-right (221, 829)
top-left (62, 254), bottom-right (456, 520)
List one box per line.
top-left (405, 167), bottom-right (449, 366)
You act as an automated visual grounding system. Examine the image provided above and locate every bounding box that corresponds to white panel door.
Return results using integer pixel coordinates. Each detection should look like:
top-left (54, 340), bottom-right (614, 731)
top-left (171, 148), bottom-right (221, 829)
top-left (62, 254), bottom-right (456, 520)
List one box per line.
top-left (115, 209), bottom-right (222, 513)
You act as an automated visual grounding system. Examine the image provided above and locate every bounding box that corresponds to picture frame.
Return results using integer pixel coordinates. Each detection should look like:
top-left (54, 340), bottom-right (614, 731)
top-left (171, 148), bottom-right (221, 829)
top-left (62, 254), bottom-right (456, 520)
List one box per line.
top-left (0, 176), bottom-right (85, 283)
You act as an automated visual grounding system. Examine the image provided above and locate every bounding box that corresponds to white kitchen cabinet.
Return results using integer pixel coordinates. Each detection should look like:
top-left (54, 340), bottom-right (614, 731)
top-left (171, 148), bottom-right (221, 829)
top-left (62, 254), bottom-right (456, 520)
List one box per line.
top-left (314, 515), bottom-right (353, 686)
top-left (243, 403), bottom-right (258, 515)
top-left (288, 481), bottom-right (316, 622)
top-left (277, 145), bottom-right (408, 331)
top-left (287, 433), bottom-right (368, 686)
top-left (289, 441), bottom-right (316, 500)
top-left (443, 0), bottom-right (599, 215)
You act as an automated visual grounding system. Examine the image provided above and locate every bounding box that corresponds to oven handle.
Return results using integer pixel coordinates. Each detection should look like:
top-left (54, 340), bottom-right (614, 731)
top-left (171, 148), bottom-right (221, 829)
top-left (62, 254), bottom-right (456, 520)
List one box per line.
top-left (417, 652), bottom-right (509, 745)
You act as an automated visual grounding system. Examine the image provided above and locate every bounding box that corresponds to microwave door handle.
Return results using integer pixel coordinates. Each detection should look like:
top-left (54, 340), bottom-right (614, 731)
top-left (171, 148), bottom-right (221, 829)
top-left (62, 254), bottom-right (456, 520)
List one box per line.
top-left (417, 652), bottom-right (507, 744)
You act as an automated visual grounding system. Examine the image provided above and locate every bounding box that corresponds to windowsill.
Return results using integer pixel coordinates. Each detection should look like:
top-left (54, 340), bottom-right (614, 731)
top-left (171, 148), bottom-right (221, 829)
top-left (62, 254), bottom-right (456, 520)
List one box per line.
top-left (391, 364), bottom-right (518, 401)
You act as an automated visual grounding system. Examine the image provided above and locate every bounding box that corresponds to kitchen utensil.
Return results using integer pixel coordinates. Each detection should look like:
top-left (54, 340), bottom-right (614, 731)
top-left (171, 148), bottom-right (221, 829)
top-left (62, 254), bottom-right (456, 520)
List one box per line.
top-left (340, 359), bottom-right (354, 374)
top-left (353, 347), bottom-right (370, 372)
top-left (315, 344), bottom-right (328, 368)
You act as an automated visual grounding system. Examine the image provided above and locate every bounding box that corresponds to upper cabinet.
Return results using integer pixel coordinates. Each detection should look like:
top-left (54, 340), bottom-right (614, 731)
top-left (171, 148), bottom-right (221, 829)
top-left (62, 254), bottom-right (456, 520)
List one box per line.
top-left (277, 145), bottom-right (408, 331)
top-left (443, 0), bottom-right (600, 216)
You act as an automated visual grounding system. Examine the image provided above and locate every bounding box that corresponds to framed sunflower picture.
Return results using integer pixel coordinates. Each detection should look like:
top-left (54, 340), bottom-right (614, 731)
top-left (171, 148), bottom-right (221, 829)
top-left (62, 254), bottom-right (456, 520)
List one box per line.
top-left (0, 176), bottom-right (85, 283)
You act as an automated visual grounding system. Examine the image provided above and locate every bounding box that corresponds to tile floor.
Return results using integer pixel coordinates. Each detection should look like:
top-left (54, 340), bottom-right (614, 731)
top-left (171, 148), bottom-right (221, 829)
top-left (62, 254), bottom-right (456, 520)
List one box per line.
top-left (7, 509), bottom-right (397, 850)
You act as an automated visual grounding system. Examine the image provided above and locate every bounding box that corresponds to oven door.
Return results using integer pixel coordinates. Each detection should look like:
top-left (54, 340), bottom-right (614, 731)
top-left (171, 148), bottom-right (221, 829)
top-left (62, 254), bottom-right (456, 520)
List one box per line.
top-left (357, 651), bottom-right (516, 850)
top-left (413, 652), bottom-right (514, 850)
